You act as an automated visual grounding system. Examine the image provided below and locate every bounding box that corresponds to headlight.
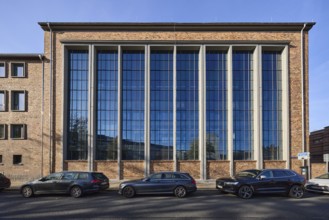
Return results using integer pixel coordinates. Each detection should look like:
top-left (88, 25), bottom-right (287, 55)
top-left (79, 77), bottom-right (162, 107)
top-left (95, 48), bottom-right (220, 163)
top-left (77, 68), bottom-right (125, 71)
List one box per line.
top-left (305, 182), bottom-right (316, 185)
top-left (225, 182), bottom-right (239, 185)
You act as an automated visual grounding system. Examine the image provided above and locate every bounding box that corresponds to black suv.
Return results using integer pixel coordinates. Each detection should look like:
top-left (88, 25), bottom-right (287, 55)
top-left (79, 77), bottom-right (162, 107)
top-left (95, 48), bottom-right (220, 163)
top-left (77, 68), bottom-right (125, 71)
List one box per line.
top-left (21, 171), bottom-right (109, 198)
top-left (216, 169), bottom-right (305, 199)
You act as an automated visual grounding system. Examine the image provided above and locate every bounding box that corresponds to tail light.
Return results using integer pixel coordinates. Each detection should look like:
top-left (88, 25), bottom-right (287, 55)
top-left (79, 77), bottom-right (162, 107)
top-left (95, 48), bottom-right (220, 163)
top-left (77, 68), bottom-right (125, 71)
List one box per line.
top-left (91, 179), bottom-right (102, 184)
top-left (191, 179), bottom-right (196, 185)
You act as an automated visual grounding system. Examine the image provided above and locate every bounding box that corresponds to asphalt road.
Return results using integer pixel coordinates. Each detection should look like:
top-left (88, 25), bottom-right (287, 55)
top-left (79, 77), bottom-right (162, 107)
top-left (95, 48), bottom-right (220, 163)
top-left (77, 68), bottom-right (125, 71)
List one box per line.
top-left (0, 190), bottom-right (328, 219)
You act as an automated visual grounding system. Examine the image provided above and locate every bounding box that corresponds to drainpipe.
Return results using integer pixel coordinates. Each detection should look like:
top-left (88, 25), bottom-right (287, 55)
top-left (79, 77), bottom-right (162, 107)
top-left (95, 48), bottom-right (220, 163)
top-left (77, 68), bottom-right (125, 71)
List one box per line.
top-left (39, 54), bottom-right (44, 177)
top-left (301, 23), bottom-right (310, 179)
top-left (47, 22), bottom-right (53, 174)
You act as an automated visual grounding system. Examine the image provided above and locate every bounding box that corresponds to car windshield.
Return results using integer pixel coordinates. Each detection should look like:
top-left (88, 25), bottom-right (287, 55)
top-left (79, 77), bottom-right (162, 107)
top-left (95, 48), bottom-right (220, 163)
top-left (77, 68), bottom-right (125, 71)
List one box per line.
top-left (235, 170), bottom-right (261, 178)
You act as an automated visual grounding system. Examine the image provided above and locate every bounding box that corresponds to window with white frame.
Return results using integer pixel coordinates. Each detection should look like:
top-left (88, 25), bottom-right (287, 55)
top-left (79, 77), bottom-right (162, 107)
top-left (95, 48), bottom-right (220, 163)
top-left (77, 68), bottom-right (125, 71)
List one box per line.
top-left (11, 91), bottom-right (26, 111)
top-left (0, 91), bottom-right (6, 111)
top-left (0, 63), bottom-right (5, 77)
top-left (10, 124), bottom-right (26, 139)
top-left (0, 124), bottom-right (6, 139)
top-left (11, 63), bottom-right (25, 77)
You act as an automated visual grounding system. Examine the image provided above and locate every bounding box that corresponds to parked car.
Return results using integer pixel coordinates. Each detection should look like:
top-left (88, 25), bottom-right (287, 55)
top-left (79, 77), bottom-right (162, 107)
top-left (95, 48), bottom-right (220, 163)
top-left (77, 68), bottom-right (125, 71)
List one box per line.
top-left (305, 172), bottom-right (329, 194)
top-left (20, 171), bottom-right (109, 198)
top-left (119, 172), bottom-right (197, 198)
top-left (216, 169), bottom-right (305, 199)
top-left (0, 173), bottom-right (11, 191)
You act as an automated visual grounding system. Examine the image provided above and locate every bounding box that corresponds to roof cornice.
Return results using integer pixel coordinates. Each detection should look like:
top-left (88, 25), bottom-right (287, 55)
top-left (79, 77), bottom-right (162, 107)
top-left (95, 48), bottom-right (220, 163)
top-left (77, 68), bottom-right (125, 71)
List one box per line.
top-left (0, 53), bottom-right (44, 59)
top-left (38, 22), bottom-right (315, 32)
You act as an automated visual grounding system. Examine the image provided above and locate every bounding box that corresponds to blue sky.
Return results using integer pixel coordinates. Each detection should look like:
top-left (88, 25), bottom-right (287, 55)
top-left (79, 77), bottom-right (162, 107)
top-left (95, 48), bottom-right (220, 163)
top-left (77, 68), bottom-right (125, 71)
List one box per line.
top-left (0, 0), bottom-right (328, 132)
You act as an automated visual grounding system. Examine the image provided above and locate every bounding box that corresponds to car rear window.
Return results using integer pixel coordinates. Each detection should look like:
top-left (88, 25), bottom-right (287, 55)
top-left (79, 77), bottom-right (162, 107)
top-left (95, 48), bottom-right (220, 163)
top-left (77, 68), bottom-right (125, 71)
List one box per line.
top-left (181, 173), bottom-right (192, 180)
top-left (92, 173), bottom-right (107, 180)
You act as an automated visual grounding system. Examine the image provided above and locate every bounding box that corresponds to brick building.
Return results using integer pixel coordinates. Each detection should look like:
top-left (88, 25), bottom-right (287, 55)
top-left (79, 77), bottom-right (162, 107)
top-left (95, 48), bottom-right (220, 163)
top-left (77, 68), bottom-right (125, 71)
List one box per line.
top-left (0, 22), bottom-right (315, 184)
top-left (310, 127), bottom-right (329, 163)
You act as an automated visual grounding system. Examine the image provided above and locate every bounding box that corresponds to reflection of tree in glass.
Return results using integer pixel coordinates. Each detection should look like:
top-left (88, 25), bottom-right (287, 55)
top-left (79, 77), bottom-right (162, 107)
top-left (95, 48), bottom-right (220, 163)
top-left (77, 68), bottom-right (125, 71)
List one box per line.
top-left (187, 136), bottom-right (218, 160)
top-left (206, 133), bottom-right (217, 159)
top-left (69, 113), bottom-right (88, 150)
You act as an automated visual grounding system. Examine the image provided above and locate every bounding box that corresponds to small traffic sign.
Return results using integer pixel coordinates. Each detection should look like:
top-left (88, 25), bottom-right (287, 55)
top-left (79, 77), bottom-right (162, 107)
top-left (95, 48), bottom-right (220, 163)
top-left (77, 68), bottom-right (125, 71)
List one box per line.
top-left (324, 154), bottom-right (329, 162)
top-left (298, 152), bottom-right (310, 160)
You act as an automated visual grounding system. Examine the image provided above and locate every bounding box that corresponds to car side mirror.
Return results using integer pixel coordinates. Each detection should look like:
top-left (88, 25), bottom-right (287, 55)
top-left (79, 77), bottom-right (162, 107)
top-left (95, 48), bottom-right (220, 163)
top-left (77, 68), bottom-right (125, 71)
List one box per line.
top-left (143, 178), bottom-right (150, 182)
top-left (259, 175), bottom-right (266, 180)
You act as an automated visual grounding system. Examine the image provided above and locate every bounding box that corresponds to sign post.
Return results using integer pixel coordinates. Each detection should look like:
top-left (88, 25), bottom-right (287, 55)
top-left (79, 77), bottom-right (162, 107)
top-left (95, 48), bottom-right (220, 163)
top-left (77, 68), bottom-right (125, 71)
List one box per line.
top-left (298, 152), bottom-right (310, 180)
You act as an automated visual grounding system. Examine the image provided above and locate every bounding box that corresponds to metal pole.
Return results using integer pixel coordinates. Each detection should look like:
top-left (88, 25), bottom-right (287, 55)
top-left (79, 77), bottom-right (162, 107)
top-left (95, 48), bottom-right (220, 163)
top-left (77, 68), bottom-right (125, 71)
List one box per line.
top-left (307, 156), bottom-right (311, 179)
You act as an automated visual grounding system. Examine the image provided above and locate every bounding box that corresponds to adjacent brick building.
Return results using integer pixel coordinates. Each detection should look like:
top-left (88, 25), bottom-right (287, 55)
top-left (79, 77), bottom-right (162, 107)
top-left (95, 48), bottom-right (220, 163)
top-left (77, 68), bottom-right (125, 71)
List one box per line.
top-left (0, 22), bottom-right (315, 184)
top-left (310, 126), bottom-right (329, 163)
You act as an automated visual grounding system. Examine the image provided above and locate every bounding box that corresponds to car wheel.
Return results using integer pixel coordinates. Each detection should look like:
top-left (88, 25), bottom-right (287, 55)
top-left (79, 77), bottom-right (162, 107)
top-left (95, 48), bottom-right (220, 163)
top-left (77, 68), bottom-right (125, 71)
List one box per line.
top-left (238, 185), bottom-right (253, 199)
top-left (22, 186), bottom-right (33, 198)
top-left (122, 186), bottom-right (135, 198)
top-left (70, 186), bottom-right (83, 198)
top-left (289, 185), bottom-right (304, 199)
top-left (174, 186), bottom-right (187, 198)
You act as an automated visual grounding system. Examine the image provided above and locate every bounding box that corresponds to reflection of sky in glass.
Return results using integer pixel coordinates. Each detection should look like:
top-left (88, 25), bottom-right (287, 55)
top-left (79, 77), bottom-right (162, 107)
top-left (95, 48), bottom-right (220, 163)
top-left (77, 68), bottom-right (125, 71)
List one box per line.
top-left (0, 92), bottom-right (4, 110)
top-left (67, 50), bottom-right (89, 160)
top-left (96, 50), bottom-right (118, 160)
top-left (0, 63), bottom-right (5, 77)
top-left (18, 93), bottom-right (25, 110)
top-left (176, 50), bottom-right (199, 160)
top-left (122, 50), bottom-right (144, 160)
top-left (262, 51), bottom-right (282, 160)
top-left (206, 50), bottom-right (227, 160)
top-left (150, 50), bottom-right (173, 160)
top-left (233, 51), bottom-right (253, 160)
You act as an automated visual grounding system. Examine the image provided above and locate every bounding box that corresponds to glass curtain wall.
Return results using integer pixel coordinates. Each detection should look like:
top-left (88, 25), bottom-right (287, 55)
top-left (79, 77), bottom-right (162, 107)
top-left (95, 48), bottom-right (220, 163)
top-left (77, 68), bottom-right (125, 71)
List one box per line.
top-left (262, 51), bottom-right (283, 160)
top-left (150, 50), bottom-right (174, 160)
top-left (206, 50), bottom-right (227, 160)
top-left (176, 50), bottom-right (199, 160)
top-left (67, 50), bottom-right (89, 160)
top-left (122, 50), bottom-right (145, 160)
top-left (96, 50), bottom-right (118, 160)
top-left (233, 51), bottom-right (254, 160)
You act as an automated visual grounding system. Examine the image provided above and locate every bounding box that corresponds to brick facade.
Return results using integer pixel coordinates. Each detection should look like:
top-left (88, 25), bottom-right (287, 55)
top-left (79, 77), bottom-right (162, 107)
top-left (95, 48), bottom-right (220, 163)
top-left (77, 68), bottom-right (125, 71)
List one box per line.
top-left (0, 56), bottom-right (48, 185)
top-left (0, 23), bottom-right (314, 184)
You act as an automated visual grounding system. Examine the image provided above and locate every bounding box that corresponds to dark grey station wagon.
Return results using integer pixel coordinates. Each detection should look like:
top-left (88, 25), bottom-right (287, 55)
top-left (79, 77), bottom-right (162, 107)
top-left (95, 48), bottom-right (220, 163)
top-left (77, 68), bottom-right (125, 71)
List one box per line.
top-left (20, 171), bottom-right (109, 198)
top-left (119, 172), bottom-right (197, 198)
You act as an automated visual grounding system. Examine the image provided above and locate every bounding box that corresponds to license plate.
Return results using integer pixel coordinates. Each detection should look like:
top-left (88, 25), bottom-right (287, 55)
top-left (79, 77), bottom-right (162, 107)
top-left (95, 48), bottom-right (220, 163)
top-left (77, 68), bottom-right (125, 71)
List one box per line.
top-left (101, 182), bottom-right (107, 185)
